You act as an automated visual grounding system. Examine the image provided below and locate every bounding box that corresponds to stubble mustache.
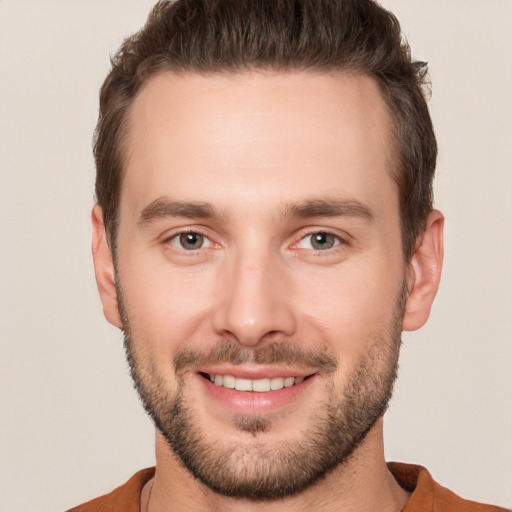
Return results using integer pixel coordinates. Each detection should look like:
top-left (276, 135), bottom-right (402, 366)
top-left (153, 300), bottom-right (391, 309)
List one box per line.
top-left (173, 340), bottom-right (339, 376)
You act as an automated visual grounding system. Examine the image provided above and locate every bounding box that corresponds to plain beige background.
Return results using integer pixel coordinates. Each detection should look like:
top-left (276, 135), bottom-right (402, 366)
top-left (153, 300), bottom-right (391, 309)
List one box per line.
top-left (1, 1), bottom-right (511, 511)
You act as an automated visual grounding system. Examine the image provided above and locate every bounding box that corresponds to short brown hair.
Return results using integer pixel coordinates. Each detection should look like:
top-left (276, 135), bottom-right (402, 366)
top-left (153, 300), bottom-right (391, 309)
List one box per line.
top-left (94, 0), bottom-right (436, 260)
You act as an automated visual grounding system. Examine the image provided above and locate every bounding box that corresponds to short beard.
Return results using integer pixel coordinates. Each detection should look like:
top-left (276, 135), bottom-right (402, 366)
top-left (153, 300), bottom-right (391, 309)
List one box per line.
top-left (117, 279), bottom-right (406, 501)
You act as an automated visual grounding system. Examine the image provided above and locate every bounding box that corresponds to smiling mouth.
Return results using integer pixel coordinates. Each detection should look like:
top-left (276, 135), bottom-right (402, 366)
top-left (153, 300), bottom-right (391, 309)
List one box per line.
top-left (199, 372), bottom-right (313, 392)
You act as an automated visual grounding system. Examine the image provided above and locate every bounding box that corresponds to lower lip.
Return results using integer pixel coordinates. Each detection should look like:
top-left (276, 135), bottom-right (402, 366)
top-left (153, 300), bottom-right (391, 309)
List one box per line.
top-left (198, 374), bottom-right (315, 415)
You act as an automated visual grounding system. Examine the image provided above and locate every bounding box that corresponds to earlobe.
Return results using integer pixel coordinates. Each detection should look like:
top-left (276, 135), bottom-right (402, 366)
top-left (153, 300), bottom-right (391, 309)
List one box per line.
top-left (402, 210), bottom-right (444, 332)
top-left (91, 205), bottom-right (122, 328)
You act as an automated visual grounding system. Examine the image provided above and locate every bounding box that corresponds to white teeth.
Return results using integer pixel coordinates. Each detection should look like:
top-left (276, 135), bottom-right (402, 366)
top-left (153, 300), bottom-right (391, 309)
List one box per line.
top-left (252, 378), bottom-right (271, 392)
top-left (223, 375), bottom-right (235, 389)
top-left (234, 378), bottom-right (252, 391)
top-left (207, 374), bottom-right (306, 392)
top-left (270, 377), bottom-right (284, 390)
top-left (284, 377), bottom-right (295, 388)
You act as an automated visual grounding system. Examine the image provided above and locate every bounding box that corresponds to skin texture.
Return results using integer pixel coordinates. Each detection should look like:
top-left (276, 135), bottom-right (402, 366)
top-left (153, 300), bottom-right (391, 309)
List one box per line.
top-left (92, 71), bottom-right (444, 511)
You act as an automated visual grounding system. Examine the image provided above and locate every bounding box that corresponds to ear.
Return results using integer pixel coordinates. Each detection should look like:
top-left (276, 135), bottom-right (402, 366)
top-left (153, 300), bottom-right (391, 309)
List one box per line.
top-left (402, 210), bottom-right (444, 332)
top-left (91, 205), bottom-right (122, 328)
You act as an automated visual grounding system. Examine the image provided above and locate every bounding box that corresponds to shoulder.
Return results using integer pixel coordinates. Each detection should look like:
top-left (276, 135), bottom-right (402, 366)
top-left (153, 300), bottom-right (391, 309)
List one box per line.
top-left (388, 462), bottom-right (510, 512)
top-left (66, 467), bottom-right (155, 512)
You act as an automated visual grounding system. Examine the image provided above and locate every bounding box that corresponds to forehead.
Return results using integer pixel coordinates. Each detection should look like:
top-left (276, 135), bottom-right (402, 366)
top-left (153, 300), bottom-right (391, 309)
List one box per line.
top-left (121, 70), bottom-right (396, 217)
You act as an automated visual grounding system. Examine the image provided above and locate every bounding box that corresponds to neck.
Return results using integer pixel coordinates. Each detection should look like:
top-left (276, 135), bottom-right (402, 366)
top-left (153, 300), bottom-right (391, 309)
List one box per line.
top-left (144, 421), bottom-right (410, 512)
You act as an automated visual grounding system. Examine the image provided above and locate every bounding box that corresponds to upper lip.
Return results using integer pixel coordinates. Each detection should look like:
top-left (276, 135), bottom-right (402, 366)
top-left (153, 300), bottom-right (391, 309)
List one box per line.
top-left (196, 366), bottom-right (317, 380)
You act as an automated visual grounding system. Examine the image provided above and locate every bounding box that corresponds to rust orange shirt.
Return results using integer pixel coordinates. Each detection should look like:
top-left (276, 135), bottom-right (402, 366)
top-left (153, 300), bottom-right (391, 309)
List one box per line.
top-left (67, 463), bottom-right (509, 511)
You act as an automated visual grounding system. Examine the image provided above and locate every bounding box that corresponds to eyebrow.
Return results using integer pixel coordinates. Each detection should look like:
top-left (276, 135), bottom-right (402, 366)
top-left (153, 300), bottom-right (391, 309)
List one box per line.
top-left (137, 196), bottom-right (374, 226)
top-left (138, 197), bottom-right (217, 225)
top-left (284, 198), bottom-right (374, 221)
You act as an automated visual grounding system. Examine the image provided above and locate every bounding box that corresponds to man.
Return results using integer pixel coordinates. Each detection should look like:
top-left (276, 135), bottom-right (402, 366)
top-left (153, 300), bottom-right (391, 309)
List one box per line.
top-left (69, 0), bottom-right (508, 510)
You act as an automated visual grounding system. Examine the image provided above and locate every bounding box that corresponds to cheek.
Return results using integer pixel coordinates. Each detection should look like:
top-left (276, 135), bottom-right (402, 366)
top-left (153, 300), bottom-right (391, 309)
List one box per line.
top-left (117, 251), bottom-right (219, 356)
top-left (292, 260), bottom-right (403, 362)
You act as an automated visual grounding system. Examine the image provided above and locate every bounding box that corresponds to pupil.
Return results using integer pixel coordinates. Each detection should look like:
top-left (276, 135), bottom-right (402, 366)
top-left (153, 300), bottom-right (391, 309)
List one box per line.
top-left (312, 232), bottom-right (334, 250)
top-left (180, 232), bottom-right (203, 249)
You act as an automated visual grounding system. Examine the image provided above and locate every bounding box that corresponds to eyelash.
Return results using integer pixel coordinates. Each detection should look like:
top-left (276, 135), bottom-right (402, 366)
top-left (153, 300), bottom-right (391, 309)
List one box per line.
top-left (295, 231), bottom-right (344, 251)
top-left (163, 229), bottom-right (346, 254)
top-left (165, 230), bottom-right (213, 251)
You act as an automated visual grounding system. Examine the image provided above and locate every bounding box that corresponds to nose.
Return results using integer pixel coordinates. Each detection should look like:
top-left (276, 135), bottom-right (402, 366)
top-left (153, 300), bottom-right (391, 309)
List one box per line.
top-left (212, 246), bottom-right (297, 347)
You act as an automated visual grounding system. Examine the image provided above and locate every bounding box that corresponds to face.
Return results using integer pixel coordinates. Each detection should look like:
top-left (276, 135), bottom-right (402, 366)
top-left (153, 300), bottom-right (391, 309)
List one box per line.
top-left (105, 71), bottom-right (410, 498)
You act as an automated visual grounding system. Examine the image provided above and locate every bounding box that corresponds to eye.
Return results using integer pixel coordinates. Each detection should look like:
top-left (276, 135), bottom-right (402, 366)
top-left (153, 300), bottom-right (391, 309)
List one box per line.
top-left (297, 231), bottom-right (341, 251)
top-left (168, 232), bottom-right (211, 251)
